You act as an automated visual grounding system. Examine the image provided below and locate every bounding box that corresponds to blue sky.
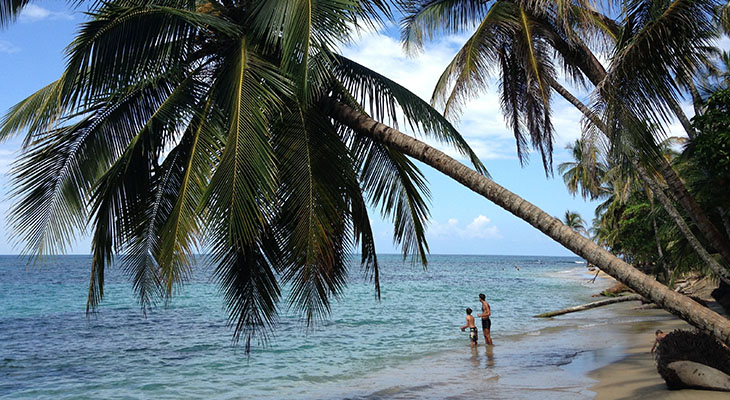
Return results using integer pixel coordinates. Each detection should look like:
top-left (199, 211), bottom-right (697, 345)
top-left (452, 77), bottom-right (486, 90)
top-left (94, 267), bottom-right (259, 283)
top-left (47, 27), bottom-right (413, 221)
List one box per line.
top-left (0, 2), bottom-right (719, 256)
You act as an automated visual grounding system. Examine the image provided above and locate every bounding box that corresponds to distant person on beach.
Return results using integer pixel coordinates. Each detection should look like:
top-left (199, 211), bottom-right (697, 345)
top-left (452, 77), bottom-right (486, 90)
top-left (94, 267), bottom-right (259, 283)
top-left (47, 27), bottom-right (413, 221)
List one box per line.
top-left (651, 329), bottom-right (667, 353)
top-left (478, 293), bottom-right (493, 345)
top-left (461, 308), bottom-right (478, 348)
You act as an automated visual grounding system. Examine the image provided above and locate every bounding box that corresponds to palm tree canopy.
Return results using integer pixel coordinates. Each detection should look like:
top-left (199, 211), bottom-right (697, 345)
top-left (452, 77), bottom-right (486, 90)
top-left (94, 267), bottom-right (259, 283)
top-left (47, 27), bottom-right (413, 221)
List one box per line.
top-left (563, 210), bottom-right (586, 232)
top-left (398, 0), bottom-right (723, 170)
top-left (557, 139), bottom-right (606, 200)
top-left (0, 0), bottom-right (487, 350)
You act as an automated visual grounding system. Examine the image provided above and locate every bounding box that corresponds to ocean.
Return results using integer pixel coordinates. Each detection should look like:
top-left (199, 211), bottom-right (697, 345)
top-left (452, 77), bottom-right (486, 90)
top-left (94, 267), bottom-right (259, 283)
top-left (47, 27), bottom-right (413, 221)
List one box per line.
top-left (1, 254), bottom-right (633, 399)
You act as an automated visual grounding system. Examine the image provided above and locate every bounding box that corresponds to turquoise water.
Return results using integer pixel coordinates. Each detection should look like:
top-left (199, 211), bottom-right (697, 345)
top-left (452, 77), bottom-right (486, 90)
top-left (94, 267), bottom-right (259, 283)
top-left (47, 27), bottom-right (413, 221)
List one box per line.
top-left (1, 254), bottom-right (619, 399)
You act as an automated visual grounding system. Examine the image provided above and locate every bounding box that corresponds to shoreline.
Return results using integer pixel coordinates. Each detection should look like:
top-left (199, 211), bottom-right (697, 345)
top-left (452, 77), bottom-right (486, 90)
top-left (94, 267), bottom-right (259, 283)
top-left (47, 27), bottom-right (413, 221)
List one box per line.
top-left (583, 297), bottom-right (728, 399)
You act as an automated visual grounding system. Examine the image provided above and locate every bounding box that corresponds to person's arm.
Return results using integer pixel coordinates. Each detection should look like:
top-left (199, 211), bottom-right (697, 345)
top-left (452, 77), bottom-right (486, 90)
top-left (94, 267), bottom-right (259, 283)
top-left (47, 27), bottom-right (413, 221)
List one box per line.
top-left (461, 316), bottom-right (468, 331)
top-left (651, 339), bottom-right (658, 353)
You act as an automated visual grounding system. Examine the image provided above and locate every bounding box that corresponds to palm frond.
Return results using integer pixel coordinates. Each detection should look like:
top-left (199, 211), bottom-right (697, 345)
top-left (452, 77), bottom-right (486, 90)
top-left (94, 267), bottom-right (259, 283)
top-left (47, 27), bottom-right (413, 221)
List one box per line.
top-left (348, 182), bottom-right (380, 298)
top-left (157, 99), bottom-right (224, 300)
top-left (274, 107), bottom-right (355, 323)
top-left (249, 0), bottom-right (353, 102)
top-left (356, 136), bottom-right (432, 265)
top-left (7, 69), bottom-right (196, 258)
top-left (0, 79), bottom-right (64, 145)
top-left (199, 36), bottom-right (292, 344)
top-left (431, 1), bottom-right (514, 118)
top-left (400, 0), bottom-right (490, 54)
top-left (212, 239), bottom-right (281, 353)
top-left (332, 54), bottom-right (488, 175)
top-left (120, 147), bottom-right (184, 312)
top-left (0, 0), bottom-right (30, 28)
top-left (85, 71), bottom-right (204, 311)
top-left (61, 1), bottom-right (238, 109)
top-left (203, 37), bottom-right (287, 247)
top-left (600, 0), bottom-right (718, 134)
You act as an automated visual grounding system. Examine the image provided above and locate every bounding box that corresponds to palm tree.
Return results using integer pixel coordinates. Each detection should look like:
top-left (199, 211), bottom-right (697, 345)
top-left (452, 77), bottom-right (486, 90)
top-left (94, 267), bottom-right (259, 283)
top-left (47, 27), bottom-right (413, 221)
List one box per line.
top-left (400, 0), bottom-right (730, 266)
top-left (0, 0), bottom-right (30, 26)
top-left (332, 102), bottom-right (730, 344)
top-left (0, 0), bottom-right (488, 349)
top-left (557, 139), bottom-right (606, 200)
top-left (563, 210), bottom-right (586, 235)
top-left (3, 1), bottom-right (730, 346)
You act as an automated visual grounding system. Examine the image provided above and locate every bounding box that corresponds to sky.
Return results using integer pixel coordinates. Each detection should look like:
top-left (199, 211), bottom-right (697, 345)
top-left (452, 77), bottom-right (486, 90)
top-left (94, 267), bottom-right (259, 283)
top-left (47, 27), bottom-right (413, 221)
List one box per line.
top-left (0, 1), bottom-right (723, 256)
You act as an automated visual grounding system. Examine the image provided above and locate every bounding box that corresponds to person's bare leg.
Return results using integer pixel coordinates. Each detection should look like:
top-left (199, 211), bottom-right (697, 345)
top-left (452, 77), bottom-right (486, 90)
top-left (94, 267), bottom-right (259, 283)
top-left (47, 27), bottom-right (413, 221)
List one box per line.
top-left (485, 329), bottom-right (493, 345)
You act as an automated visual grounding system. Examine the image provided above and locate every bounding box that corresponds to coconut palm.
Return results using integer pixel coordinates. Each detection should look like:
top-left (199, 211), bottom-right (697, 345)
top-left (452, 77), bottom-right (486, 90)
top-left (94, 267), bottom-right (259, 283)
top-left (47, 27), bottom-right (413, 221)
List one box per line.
top-left (563, 210), bottom-right (587, 235)
top-left (558, 139), bottom-right (606, 200)
top-left (3, 0), bottom-right (730, 346)
top-left (0, 0), bottom-right (490, 349)
top-left (400, 0), bottom-right (730, 266)
top-left (332, 103), bottom-right (730, 344)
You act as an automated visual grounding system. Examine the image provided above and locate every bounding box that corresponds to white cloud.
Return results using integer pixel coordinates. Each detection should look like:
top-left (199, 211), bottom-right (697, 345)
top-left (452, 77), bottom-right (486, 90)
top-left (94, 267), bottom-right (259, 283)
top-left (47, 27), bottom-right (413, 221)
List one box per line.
top-left (0, 40), bottom-right (20, 54)
top-left (341, 26), bottom-right (523, 162)
top-left (465, 215), bottom-right (500, 238)
top-left (19, 4), bottom-right (73, 22)
top-left (341, 25), bottom-right (591, 165)
top-left (429, 214), bottom-right (501, 239)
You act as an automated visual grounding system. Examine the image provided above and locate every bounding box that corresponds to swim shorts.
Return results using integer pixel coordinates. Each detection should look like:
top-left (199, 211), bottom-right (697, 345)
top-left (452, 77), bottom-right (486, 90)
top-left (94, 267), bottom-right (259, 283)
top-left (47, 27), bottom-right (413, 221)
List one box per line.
top-left (469, 327), bottom-right (478, 343)
top-left (481, 317), bottom-right (491, 330)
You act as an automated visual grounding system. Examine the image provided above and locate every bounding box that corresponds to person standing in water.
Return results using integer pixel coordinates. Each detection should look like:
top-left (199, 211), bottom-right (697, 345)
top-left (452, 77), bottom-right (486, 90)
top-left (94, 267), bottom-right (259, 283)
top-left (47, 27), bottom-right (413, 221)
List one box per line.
top-left (477, 293), bottom-right (493, 345)
top-left (460, 308), bottom-right (478, 348)
top-left (651, 329), bottom-right (667, 354)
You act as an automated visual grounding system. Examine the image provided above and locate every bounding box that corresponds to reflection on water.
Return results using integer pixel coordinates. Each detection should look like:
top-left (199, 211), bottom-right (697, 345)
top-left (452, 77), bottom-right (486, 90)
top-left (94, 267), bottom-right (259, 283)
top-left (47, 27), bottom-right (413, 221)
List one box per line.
top-left (486, 345), bottom-right (495, 368)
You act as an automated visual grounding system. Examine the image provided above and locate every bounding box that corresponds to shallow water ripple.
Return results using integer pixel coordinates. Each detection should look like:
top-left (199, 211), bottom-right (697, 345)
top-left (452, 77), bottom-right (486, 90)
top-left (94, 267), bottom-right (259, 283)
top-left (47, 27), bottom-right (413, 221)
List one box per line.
top-left (1, 255), bottom-right (611, 399)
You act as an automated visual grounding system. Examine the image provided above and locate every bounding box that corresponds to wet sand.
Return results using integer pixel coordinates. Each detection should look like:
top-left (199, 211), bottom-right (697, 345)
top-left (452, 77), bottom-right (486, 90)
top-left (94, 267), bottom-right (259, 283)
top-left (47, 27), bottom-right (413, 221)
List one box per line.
top-left (588, 302), bottom-right (729, 399)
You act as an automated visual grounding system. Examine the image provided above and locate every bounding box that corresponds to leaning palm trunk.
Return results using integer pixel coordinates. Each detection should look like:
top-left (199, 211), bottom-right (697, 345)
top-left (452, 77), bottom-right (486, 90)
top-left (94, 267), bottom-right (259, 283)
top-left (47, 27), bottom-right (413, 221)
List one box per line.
top-left (634, 162), bottom-right (730, 286)
top-left (551, 80), bottom-right (730, 276)
top-left (648, 195), bottom-right (672, 283)
top-left (330, 101), bottom-right (730, 345)
top-left (560, 46), bottom-right (730, 266)
top-left (654, 160), bottom-right (730, 264)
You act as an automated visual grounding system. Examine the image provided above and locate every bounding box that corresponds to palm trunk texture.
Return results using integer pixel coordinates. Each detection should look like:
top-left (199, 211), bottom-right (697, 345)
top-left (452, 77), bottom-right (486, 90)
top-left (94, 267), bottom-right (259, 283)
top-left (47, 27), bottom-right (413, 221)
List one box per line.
top-left (551, 82), bottom-right (730, 284)
top-left (550, 32), bottom-right (730, 265)
top-left (330, 101), bottom-right (730, 345)
top-left (634, 162), bottom-right (730, 286)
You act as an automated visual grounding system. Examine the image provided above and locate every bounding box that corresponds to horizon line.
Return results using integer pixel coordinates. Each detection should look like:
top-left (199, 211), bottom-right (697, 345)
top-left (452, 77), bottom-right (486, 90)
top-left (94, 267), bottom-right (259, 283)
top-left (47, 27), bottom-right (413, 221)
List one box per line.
top-left (0, 252), bottom-right (583, 258)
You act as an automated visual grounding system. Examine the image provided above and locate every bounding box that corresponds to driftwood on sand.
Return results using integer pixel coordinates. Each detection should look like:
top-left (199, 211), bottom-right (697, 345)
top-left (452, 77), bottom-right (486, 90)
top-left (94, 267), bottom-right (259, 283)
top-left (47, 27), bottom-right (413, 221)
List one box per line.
top-left (534, 294), bottom-right (644, 318)
top-left (592, 282), bottom-right (633, 297)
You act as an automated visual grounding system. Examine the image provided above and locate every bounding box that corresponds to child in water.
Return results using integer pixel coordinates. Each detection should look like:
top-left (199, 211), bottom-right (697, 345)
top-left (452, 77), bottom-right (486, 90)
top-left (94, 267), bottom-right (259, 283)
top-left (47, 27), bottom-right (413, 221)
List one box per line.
top-left (651, 329), bottom-right (667, 354)
top-left (460, 308), bottom-right (478, 348)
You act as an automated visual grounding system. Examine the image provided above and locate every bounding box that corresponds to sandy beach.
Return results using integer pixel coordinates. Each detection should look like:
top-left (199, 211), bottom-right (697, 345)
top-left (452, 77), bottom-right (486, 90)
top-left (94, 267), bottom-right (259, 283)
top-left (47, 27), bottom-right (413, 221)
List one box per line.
top-left (587, 296), bottom-right (729, 399)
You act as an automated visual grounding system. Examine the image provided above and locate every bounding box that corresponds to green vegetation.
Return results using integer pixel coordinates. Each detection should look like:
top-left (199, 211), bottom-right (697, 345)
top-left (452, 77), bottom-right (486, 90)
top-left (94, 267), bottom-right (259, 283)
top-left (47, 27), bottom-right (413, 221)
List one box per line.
top-left (559, 87), bottom-right (730, 285)
top-left (0, 1), bottom-right (487, 349)
top-left (400, 0), bottom-right (730, 341)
